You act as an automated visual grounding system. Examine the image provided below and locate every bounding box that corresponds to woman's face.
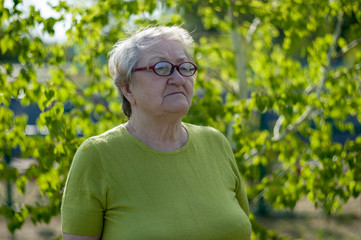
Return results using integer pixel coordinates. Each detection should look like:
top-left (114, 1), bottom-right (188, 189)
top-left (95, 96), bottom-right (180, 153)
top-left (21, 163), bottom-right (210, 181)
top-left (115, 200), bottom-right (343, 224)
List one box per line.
top-left (127, 40), bottom-right (195, 119)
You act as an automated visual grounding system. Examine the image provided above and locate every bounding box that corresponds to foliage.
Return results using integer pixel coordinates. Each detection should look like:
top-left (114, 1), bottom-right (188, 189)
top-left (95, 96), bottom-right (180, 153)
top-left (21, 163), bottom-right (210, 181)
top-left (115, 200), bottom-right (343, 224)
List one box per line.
top-left (1, 0), bottom-right (360, 239)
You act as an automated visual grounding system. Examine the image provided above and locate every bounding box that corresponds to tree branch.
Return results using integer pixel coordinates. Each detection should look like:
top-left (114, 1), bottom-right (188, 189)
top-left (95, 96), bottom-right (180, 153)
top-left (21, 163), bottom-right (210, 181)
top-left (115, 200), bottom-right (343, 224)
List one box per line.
top-left (334, 37), bottom-right (361, 59)
top-left (272, 115), bottom-right (284, 141)
top-left (207, 69), bottom-right (238, 95)
top-left (244, 145), bottom-right (266, 162)
top-left (246, 17), bottom-right (261, 44)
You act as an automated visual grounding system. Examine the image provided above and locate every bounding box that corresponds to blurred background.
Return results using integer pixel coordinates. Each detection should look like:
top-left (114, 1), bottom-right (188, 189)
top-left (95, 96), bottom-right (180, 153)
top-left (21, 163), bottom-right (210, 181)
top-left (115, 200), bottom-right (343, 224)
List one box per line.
top-left (1, 0), bottom-right (360, 239)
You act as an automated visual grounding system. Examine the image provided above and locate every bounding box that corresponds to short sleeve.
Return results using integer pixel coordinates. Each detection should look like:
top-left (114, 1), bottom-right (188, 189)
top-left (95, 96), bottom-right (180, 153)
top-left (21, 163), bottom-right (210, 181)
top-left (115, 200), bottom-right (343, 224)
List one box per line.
top-left (234, 170), bottom-right (250, 216)
top-left (61, 138), bottom-right (108, 236)
top-left (220, 132), bottom-right (250, 216)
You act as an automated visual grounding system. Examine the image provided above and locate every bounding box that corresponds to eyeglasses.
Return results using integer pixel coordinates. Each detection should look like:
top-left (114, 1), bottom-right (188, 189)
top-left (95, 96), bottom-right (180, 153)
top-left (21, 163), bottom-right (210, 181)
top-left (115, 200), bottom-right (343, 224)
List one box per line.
top-left (132, 61), bottom-right (198, 77)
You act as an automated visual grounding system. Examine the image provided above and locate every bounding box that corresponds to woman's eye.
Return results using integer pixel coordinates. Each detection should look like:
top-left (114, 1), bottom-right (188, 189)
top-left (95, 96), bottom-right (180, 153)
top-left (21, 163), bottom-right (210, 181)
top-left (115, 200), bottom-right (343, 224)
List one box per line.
top-left (155, 63), bottom-right (171, 74)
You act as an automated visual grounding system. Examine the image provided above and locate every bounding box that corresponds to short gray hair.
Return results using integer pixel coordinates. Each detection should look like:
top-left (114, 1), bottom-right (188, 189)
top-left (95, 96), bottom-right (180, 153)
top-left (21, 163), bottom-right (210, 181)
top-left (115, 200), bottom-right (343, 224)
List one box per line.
top-left (108, 26), bottom-right (195, 117)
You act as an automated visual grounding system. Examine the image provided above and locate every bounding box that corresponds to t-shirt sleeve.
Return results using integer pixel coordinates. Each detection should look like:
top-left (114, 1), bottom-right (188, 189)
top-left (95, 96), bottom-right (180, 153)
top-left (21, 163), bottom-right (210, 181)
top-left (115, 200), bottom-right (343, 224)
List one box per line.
top-left (61, 138), bottom-right (108, 236)
top-left (219, 132), bottom-right (250, 216)
top-left (233, 168), bottom-right (250, 216)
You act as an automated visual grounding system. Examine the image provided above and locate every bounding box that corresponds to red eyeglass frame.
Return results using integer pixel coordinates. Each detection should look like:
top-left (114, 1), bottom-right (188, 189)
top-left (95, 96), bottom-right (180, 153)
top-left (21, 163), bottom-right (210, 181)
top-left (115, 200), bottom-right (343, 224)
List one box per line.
top-left (131, 61), bottom-right (198, 77)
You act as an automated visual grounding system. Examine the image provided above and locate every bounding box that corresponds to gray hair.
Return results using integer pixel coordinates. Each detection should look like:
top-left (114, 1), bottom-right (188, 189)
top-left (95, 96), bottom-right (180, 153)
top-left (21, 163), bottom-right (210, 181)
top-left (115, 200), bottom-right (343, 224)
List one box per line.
top-left (108, 26), bottom-right (195, 117)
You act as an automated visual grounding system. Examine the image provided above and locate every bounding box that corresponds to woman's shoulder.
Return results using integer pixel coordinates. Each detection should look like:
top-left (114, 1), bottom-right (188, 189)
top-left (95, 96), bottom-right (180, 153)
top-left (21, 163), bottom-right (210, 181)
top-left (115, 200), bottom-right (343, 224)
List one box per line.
top-left (183, 122), bottom-right (227, 142)
top-left (72, 124), bottom-right (126, 166)
top-left (77, 124), bottom-right (127, 153)
top-left (183, 122), bottom-right (233, 158)
top-left (87, 124), bottom-right (126, 144)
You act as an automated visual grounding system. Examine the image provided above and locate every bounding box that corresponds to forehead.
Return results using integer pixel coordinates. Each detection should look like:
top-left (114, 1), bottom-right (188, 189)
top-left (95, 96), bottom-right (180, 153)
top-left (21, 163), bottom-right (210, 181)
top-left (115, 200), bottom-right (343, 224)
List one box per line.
top-left (139, 40), bottom-right (189, 64)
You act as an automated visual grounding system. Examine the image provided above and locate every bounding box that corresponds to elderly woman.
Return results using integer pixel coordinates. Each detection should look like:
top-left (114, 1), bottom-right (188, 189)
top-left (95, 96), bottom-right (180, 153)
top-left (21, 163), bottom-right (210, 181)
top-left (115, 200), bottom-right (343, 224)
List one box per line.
top-left (61, 26), bottom-right (251, 240)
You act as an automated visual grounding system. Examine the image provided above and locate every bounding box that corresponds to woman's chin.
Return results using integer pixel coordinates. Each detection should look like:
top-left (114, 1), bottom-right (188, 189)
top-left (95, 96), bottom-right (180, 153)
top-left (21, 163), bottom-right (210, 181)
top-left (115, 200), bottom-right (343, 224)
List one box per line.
top-left (163, 104), bottom-right (190, 116)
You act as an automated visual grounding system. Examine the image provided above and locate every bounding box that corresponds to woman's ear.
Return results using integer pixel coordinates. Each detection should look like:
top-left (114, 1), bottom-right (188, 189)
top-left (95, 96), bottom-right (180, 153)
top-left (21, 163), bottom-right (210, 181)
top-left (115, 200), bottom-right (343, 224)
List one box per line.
top-left (120, 84), bottom-right (135, 104)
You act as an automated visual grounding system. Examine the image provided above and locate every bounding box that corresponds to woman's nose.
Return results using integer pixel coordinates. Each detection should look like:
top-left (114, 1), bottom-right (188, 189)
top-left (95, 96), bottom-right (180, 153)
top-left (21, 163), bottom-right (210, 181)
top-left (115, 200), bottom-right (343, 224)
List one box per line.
top-left (168, 69), bottom-right (186, 85)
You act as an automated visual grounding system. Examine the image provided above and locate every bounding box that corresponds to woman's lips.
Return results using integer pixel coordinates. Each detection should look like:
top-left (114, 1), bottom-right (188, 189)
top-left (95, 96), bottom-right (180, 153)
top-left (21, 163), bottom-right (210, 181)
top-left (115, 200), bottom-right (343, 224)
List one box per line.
top-left (166, 91), bottom-right (185, 97)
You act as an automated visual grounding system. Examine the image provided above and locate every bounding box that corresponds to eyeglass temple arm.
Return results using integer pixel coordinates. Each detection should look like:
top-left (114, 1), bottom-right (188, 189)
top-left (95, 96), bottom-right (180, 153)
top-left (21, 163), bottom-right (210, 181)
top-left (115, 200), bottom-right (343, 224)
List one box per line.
top-left (132, 66), bottom-right (153, 72)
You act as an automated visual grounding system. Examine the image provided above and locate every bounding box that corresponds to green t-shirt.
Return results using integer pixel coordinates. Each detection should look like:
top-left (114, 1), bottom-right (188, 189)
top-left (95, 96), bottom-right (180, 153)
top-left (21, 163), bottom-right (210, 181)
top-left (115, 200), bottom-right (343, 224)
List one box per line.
top-left (61, 123), bottom-right (252, 239)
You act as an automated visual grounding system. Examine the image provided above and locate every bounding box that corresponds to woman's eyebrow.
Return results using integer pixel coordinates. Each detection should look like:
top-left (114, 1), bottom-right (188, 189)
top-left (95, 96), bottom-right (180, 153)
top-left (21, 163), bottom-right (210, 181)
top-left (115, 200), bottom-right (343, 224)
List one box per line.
top-left (151, 55), bottom-right (189, 63)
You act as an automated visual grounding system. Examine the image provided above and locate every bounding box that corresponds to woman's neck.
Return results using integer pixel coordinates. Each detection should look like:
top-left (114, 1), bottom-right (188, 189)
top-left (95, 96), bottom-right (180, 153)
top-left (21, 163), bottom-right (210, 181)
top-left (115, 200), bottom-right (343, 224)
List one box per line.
top-left (125, 116), bottom-right (188, 151)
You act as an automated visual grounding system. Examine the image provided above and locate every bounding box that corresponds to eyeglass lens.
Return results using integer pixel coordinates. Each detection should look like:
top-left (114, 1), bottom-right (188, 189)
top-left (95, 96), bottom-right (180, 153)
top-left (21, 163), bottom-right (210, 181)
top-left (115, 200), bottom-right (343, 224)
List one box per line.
top-left (154, 62), bottom-right (196, 77)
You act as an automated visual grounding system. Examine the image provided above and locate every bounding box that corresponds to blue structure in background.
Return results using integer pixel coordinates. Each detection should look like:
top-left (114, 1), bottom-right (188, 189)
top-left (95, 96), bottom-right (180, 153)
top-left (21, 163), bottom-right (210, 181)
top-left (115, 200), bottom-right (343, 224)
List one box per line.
top-left (9, 98), bottom-right (42, 157)
top-left (10, 98), bottom-right (42, 125)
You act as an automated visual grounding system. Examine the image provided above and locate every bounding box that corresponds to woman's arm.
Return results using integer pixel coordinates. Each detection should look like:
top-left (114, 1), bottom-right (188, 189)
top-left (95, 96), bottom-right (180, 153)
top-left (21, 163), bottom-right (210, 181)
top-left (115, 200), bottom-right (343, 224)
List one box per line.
top-left (61, 139), bottom-right (106, 239)
top-left (62, 232), bottom-right (101, 240)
